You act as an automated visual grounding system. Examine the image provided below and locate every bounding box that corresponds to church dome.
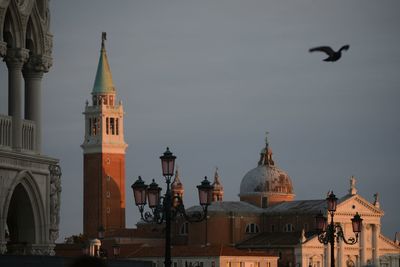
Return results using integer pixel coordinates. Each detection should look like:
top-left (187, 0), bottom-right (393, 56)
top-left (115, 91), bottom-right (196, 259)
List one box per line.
top-left (240, 164), bottom-right (293, 195)
top-left (239, 133), bottom-right (294, 207)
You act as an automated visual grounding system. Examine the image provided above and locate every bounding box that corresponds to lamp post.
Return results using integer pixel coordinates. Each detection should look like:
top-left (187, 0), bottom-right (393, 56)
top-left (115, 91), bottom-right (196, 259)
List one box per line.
top-left (131, 147), bottom-right (213, 267)
top-left (315, 191), bottom-right (363, 267)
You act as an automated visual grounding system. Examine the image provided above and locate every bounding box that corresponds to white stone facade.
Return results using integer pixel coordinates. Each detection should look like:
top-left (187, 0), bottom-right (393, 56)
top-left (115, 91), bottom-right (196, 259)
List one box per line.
top-left (0, 0), bottom-right (59, 255)
top-left (295, 192), bottom-right (400, 267)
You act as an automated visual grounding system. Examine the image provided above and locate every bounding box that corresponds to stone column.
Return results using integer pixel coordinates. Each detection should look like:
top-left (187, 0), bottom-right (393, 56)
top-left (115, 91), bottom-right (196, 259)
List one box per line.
top-left (372, 224), bottom-right (380, 267)
top-left (23, 55), bottom-right (51, 153)
top-left (324, 244), bottom-right (330, 267)
top-left (360, 224), bottom-right (367, 266)
top-left (338, 237), bottom-right (344, 267)
top-left (4, 48), bottom-right (29, 150)
top-left (0, 217), bottom-right (6, 254)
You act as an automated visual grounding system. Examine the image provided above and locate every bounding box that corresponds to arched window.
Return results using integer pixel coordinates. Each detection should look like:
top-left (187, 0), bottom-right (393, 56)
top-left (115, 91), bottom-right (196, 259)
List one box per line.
top-left (245, 223), bottom-right (259, 234)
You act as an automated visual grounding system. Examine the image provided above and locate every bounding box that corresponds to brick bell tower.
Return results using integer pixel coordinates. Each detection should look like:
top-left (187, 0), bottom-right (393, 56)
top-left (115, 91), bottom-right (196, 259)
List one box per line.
top-left (81, 33), bottom-right (128, 238)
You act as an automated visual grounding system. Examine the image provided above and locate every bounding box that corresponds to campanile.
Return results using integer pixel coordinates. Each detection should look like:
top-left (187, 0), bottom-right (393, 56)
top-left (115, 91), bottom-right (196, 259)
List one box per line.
top-left (81, 33), bottom-right (128, 237)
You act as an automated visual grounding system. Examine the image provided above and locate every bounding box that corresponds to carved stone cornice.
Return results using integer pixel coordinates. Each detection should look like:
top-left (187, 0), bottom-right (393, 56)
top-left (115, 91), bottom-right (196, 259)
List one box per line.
top-left (24, 54), bottom-right (53, 73)
top-left (4, 48), bottom-right (29, 69)
top-left (0, 41), bottom-right (6, 57)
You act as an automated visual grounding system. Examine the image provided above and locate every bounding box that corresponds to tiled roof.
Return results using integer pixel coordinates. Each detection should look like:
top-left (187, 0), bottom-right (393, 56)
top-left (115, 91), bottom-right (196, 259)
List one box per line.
top-left (128, 244), bottom-right (274, 258)
top-left (237, 231), bottom-right (316, 248)
top-left (263, 200), bottom-right (326, 214)
top-left (187, 201), bottom-right (264, 215)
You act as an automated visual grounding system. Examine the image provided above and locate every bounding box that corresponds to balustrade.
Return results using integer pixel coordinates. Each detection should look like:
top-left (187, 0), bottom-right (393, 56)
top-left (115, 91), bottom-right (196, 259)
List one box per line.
top-left (0, 114), bottom-right (36, 151)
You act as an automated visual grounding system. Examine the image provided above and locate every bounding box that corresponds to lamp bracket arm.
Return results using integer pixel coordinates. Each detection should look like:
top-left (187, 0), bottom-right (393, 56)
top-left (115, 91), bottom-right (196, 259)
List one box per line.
top-left (317, 231), bottom-right (330, 245)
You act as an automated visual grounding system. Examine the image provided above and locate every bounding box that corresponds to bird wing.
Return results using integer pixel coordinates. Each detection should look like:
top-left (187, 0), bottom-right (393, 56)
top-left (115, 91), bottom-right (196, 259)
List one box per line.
top-left (309, 46), bottom-right (335, 56)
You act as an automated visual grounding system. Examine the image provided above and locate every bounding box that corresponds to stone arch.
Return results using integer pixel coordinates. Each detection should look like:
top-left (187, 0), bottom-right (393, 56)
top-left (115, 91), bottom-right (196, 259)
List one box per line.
top-left (0, 0), bottom-right (11, 40)
top-left (3, 170), bottom-right (46, 247)
top-left (25, 5), bottom-right (45, 55)
top-left (3, 7), bottom-right (17, 47)
top-left (6, 0), bottom-right (28, 48)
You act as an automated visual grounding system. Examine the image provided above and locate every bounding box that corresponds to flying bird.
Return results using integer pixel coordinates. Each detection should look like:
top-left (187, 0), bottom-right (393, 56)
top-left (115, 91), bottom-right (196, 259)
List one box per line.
top-left (309, 45), bottom-right (350, 62)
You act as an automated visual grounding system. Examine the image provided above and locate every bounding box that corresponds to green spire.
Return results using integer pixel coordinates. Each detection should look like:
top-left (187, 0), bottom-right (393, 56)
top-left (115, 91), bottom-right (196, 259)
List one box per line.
top-left (92, 32), bottom-right (115, 94)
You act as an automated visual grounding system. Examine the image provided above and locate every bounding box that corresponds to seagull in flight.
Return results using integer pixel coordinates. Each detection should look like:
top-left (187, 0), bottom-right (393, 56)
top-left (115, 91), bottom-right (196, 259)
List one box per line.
top-left (309, 45), bottom-right (350, 62)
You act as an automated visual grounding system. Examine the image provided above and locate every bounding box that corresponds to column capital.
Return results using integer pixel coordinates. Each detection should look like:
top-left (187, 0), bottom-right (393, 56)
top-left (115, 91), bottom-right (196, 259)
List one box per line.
top-left (4, 48), bottom-right (29, 69)
top-left (24, 54), bottom-right (53, 73)
top-left (0, 41), bottom-right (6, 58)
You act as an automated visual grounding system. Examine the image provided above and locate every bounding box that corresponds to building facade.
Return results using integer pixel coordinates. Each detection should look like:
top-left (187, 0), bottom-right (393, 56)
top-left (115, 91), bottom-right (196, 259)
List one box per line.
top-left (0, 0), bottom-right (60, 255)
top-left (81, 33), bottom-right (128, 238)
top-left (128, 245), bottom-right (279, 267)
top-left (172, 135), bottom-right (400, 267)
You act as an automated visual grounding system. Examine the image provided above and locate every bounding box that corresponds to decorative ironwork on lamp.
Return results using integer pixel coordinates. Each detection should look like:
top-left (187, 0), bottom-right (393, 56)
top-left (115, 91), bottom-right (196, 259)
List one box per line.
top-left (131, 147), bottom-right (213, 267)
top-left (315, 191), bottom-right (363, 267)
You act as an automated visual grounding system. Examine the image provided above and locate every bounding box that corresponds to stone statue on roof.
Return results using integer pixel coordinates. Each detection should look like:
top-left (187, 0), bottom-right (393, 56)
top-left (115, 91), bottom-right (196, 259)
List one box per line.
top-left (349, 176), bottom-right (357, 195)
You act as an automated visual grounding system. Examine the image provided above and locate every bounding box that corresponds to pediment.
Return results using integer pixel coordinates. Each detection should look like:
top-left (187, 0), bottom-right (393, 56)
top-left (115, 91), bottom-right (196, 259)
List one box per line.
top-left (336, 194), bottom-right (383, 217)
top-left (299, 234), bottom-right (400, 254)
top-left (379, 235), bottom-right (400, 251)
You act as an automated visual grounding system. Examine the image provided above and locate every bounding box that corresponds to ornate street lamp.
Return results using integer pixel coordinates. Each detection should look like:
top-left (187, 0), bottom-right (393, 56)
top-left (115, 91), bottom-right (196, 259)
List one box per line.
top-left (315, 191), bottom-right (363, 267)
top-left (160, 147), bottom-right (176, 179)
top-left (131, 148), bottom-right (213, 267)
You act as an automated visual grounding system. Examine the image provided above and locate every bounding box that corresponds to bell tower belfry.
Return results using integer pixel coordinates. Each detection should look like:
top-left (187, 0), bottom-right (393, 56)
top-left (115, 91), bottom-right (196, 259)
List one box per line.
top-left (81, 33), bottom-right (128, 238)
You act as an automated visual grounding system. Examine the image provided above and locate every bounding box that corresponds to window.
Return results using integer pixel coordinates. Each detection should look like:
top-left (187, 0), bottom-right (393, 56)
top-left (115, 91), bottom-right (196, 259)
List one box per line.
top-left (92, 118), bottom-right (97, 135)
top-left (110, 118), bottom-right (115, 135)
top-left (88, 118), bottom-right (92, 136)
top-left (179, 222), bottom-right (189, 235)
top-left (106, 207), bottom-right (110, 214)
top-left (116, 118), bottom-right (119, 135)
top-left (246, 223), bottom-right (260, 234)
top-left (271, 224), bottom-right (275, 232)
top-left (106, 118), bottom-right (109, 134)
top-left (283, 224), bottom-right (294, 232)
top-left (226, 262), bottom-right (232, 267)
top-left (106, 191), bottom-right (110, 198)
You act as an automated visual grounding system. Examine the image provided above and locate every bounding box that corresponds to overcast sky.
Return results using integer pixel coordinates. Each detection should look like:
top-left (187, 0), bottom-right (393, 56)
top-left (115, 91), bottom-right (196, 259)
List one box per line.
top-left (1, 0), bottom-right (399, 241)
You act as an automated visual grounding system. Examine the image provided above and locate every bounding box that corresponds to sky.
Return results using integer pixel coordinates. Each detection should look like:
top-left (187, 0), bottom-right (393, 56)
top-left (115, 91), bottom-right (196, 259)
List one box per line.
top-left (1, 0), bottom-right (399, 241)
